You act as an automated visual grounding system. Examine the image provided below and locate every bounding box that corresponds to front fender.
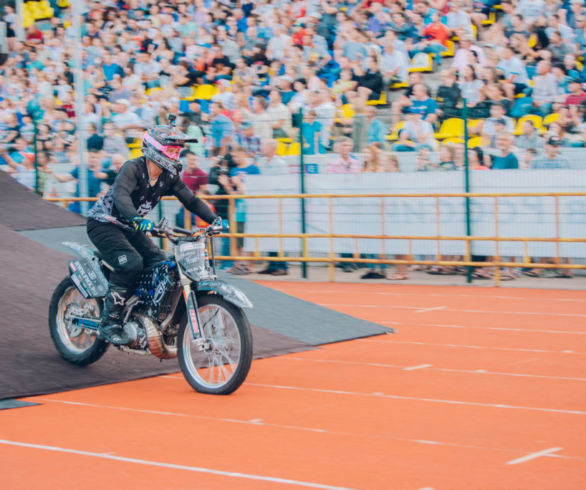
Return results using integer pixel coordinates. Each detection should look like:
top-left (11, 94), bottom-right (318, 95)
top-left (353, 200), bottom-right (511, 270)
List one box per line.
top-left (196, 280), bottom-right (253, 309)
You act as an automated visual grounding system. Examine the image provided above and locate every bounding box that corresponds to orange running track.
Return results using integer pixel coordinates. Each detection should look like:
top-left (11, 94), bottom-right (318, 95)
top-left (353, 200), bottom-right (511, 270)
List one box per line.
top-left (2, 283), bottom-right (585, 489)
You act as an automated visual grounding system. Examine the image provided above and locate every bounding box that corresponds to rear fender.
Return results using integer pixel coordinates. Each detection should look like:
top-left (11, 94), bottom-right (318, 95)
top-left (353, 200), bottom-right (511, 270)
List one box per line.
top-left (196, 280), bottom-right (253, 309)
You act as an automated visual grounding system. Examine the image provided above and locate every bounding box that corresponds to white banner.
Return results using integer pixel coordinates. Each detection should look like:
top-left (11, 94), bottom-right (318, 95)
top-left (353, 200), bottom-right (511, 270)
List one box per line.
top-left (235, 170), bottom-right (586, 258)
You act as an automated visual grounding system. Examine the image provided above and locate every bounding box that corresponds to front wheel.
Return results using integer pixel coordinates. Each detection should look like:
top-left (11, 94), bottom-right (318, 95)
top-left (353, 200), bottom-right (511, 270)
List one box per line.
top-left (178, 294), bottom-right (253, 395)
top-left (49, 277), bottom-right (109, 366)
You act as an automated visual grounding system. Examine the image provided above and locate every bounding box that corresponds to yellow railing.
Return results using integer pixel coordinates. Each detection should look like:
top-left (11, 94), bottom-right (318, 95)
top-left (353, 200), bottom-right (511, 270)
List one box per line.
top-left (46, 192), bottom-right (586, 286)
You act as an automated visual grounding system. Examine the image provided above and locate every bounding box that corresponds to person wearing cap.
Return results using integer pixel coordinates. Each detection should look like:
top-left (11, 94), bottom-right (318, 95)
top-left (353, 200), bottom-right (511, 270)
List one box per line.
top-left (393, 107), bottom-right (436, 151)
top-left (532, 136), bottom-right (570, 169)
top-left (564, 79), bottom-right (586, 106)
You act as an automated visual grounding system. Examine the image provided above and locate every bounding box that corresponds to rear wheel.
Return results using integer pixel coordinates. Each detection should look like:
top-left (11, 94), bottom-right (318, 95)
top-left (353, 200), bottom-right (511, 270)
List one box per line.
top-left (178, 294), bottom-right (253, 395)
top-left (48, 277), bottom-right (109, 365)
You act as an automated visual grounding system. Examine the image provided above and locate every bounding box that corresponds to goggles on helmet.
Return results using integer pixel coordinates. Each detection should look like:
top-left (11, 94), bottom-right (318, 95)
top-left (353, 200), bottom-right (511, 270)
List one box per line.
top-left (143, 132), bottom-right (183, 160)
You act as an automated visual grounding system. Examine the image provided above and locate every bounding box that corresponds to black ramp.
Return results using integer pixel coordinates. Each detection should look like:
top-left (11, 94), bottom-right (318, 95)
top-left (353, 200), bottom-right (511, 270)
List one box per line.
top-left (0, 171), bottom-right (85, 231)
top-left (0, 224), bottom-right (312, 400)
top-left (225, 275), bottom-right (392, 345)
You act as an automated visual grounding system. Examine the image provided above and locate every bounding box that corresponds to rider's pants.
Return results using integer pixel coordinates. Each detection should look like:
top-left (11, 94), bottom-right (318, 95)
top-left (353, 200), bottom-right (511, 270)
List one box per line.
top-left (87, 219), bottom-right (166, 289)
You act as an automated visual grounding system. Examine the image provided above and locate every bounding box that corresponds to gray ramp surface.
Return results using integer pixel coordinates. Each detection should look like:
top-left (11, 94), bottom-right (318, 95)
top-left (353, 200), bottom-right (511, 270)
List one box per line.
top-left (19, 225), bottom-right (92, 255)
top-left (224, 274), bottom-right (392, 345)
top-left (0, 171), bottom-right (85, 231)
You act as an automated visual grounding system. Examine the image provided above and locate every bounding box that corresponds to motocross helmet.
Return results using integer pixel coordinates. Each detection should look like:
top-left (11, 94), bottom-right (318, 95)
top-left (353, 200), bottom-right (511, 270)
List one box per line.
top-left (141, 114), bottom-right (198, 176)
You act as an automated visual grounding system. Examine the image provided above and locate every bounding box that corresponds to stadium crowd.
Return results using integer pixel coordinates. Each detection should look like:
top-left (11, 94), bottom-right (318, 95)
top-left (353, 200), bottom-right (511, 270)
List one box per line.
top-left (0, 0), bottom-right (584, 278)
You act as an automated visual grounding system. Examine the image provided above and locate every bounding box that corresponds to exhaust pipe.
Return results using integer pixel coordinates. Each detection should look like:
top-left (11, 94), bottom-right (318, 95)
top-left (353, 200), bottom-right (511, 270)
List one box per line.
top-left (134, 313), bottom-right (177, 359)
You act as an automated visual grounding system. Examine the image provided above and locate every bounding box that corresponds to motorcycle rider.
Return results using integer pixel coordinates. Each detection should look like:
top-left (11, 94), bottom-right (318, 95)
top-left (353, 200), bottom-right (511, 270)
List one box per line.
top-left (87, 115), bottom-right (217, 345)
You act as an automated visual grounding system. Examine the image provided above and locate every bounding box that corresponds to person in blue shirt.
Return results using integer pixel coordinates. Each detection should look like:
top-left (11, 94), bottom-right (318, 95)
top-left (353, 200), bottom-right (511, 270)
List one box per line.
top-left (365, 106), bottom-right (388, 147)
top-left (226, 146), bottom-right (260, 275)
top-left (532, 137), bottom-right (571, 169)
top-left (302, 109), bottom-right (325, 155)
top-left (48, 151), bottom-right (109, 213)
top-left (490, 133), bottom-right (519, 169)
top-left (209, 101), bottom-right (235, 155)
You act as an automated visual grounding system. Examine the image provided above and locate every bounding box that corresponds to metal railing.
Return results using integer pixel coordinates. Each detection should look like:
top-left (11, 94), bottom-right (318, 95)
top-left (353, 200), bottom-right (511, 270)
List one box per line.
top-left (46, 191), bottom-right (586, 286)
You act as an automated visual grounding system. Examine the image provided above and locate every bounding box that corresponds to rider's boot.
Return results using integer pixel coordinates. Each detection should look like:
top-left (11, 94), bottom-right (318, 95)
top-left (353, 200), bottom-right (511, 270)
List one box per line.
top-left (98, 285), bottom-right (131, 345)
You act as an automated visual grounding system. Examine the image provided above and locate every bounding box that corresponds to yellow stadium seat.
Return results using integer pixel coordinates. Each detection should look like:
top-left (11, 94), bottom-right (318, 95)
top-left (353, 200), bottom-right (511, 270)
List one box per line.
top-left (576, 61), bottom-right (584, 72)
top-left (386, 121), bottom-right (405, 141)
top-left (192, 84), bottom-right (219, 100)
top-left (287, 142), bottom-right (301, 156)
top-left (390, 81), bottom-right (408, 90)
top-left (528, 34), bottom-right (537, 48)
top-left (408, 53), bottom-right (434, 73)
top-left (441, 40), bottom-right (455, 58)
top-left (513, 114), bottom-right (544, 135)
top-left (435, 118), bottom-right (465, 139)
top-left (276, 140), bottom-right (289, 156)
top-left (366, 91), bottom-right (387, 106)
top-left (543, 113), bottom-right (560, 126)
top-left (130, 148), bottom-right (143, 159)
top-left (467, 136), bottom-right (483, 148)
top-left (38, 0), bottom-right (54, 18)
top-left (57, 0), bottom-right (70, 7)
top-left (471, 24), bottom-right (477, 39)
top-left (467, 119), bottom-right (483, 132)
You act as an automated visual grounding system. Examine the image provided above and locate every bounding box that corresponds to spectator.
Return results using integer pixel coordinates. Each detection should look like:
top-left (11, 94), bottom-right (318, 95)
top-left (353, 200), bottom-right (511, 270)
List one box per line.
top-left (111, 99), bottom-right (144, 141)
top-left (497, 46), bottom-right (530, 99)
top-left (532, 137), bottom-right (571, 168)
top-left (86, 123), bottom-right (104, 152)
top-left (326, 137), bottom-right (361, 173)
top-left (209, 101), bottom-right (235, 155)
top-left (181, 151), bottom-right (209, 194)
top-left (532, 60), bottom-right (558, 115)
top-left (394, 107), bottom-right (437, 152)
top-left (211, 79), bottom-right (237, 111)
top-left (565, 79), bottom-right (586, 106)
top-left (436, 70), bottom-right (461, 119)
top-left (516, 120), bottom-right (544, 151)
top-left (490, 133), bottom-right (519, 169)
top-left (236, 121), bottom-right (262, 157)
top-left (266, 89), bottom-right (292, 139)
top-left (102, 122), bottom-right (129, 159)
top-left (365, 107), bottom-right (387, 147)
top-left (380, 41), bottom-right (409, 86)
top-left (227, 146), bottom-right (260, 275)
top-left (47, 151), bottom-right (108, 213)
top-left (302, 109), bottom-right (325, 155)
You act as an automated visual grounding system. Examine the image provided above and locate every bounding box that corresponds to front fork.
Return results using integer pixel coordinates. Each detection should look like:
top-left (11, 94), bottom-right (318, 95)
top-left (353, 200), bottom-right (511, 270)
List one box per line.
top-left (183, 283), bottom-right (203, 340)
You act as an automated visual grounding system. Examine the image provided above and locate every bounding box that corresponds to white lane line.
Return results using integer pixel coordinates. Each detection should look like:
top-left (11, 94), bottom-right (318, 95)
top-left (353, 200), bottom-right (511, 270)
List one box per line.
top-left (415, 306), bottom-right (447, 314)
top-left (358, 339), bottom-right (585, 355)
top-left (246, 383), bottom-right (586, 415)
top-left (381, 321), bottom-right (586, 336)
top-left (34, 398), bottom-right (327, 434)
top-left (285, 289), bottom-right (586, 304)
top-left (28, 398), bottom-right (579, 462)
top-left (320, 303), bottom-right (586, 318)
top-left (281, 357), bottom-right (586, 382)
top-left (0, 439), bottom-right (350, 489)
top-left (506, 447), bottom-right (563, 465)
top-left (403, 364), bottom-right (433, 371)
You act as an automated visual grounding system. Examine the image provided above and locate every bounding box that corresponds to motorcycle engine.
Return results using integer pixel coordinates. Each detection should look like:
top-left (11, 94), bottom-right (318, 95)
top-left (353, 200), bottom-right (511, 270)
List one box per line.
top-left (122, 320), bottom-right (148, 350)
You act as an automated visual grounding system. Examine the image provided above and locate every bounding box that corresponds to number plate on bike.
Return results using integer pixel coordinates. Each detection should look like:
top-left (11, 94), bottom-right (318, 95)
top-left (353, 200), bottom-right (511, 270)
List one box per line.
top-left (178, 242), bottom-right (209, 280)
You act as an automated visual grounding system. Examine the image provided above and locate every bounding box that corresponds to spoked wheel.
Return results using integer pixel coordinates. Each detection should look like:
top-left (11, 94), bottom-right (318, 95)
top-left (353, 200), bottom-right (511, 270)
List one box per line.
top-left (178, 295), bottom-right (253, 395)
top-left (49, 277), bottom-right (109, 365)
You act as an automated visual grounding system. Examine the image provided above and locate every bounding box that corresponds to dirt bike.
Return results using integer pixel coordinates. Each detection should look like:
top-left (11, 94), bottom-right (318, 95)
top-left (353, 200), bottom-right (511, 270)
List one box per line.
top-left (48, 217), bottom-right (253, 395)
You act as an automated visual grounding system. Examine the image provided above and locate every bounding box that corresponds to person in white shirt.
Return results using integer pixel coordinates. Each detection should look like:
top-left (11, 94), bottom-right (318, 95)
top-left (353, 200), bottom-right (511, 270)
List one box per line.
top-left (380, 41), bottom-right (408, 85)
top-left (111, 99), bottom-right (145, 140)
top-left (211, 79), bottom-right (236, 111)
top-left (257, 139), bottom-right (288, 175)
top-left (266, 89), bottom-right (292, 138)
top-left (497, 46), bottom-right (530, 99)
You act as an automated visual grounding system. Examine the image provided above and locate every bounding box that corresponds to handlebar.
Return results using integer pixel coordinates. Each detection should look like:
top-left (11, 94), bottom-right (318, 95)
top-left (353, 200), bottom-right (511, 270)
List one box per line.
top-left (101, 215), bottom-right (226, 242)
